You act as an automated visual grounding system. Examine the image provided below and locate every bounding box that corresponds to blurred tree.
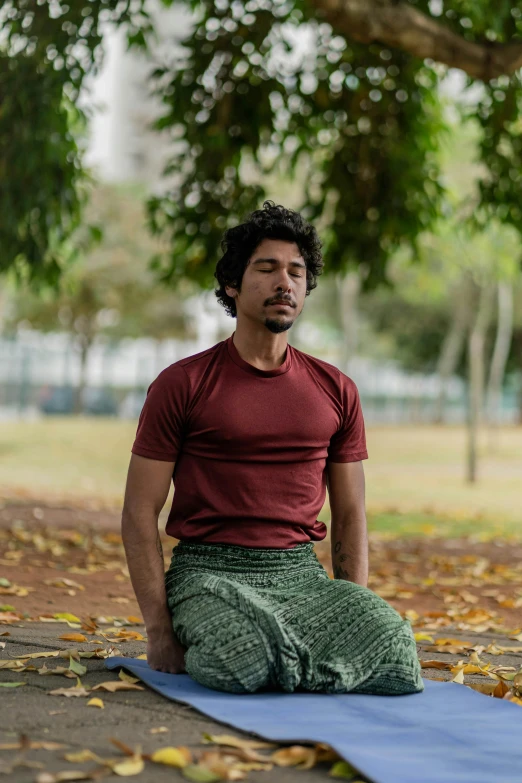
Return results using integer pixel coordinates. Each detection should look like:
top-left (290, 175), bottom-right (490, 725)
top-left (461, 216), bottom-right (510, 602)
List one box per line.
top-left (2, 0), bottom-right (522, 294)
top-left (2, 185), bottom-right (195, 412)
top-left (0, 0), bottom-right (152, 287)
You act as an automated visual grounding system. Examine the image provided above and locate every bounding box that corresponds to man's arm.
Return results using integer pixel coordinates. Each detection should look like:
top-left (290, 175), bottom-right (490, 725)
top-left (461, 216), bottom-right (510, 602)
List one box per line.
top-left (121, 453), bottom-right (185, 673)
top-left (326, 461), bottom-right (368, 588)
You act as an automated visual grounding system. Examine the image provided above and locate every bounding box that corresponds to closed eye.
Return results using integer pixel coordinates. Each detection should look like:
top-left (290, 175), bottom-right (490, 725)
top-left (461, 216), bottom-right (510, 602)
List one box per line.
top-left (259, 270), bottom-right (302, 277)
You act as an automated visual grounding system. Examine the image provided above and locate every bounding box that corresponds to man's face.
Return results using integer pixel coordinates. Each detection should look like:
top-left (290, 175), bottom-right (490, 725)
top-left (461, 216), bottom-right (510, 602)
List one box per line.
top-left (225, 238), bottom-right (307, 334)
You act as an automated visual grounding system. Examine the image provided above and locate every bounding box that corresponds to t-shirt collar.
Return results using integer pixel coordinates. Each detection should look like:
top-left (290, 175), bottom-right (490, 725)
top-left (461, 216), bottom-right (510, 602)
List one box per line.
top-left (226, 332), bottom-right (292, 377)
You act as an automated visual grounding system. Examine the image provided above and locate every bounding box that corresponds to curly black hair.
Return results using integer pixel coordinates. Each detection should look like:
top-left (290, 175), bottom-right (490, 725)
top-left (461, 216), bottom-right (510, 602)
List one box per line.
top-left (214, 201), bottom-right (324, 318)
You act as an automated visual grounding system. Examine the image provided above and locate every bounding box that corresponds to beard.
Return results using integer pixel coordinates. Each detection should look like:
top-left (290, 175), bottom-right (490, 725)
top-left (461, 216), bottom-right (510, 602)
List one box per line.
top-left (264, 317), bottom-right (293, 334)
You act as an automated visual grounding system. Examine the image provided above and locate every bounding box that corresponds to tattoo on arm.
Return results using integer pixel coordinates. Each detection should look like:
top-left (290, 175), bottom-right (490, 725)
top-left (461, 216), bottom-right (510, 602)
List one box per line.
top-left (155, 531), bottom-right (163, 559)
top-left (333, 540), bottom-right (350, 581)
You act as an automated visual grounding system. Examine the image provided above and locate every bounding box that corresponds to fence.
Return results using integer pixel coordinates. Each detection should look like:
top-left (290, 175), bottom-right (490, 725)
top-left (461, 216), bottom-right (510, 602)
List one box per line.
top-left (0, 330), bottom-right (519, 424)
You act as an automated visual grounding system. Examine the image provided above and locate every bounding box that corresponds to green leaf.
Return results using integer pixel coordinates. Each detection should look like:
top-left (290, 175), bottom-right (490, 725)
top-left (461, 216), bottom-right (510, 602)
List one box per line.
top-left (0, 682), bottom-right (26, 688)
top-left (182, 764), bottom-right (222, 782)
top-left (0, 579), bottom-right (11, 588)
top-left (329, 760), bottom-right (359, 778)
top-left (68, 656), bottom-right (87, 677)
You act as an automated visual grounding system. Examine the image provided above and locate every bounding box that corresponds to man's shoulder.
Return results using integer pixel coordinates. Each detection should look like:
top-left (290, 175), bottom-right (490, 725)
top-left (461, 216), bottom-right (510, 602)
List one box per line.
top-left (158, 339), bottom-right (227, 382)
top-left (292, 346), bottom-right (360, 393)
top-left (293, 345), bottom-right (343, 380)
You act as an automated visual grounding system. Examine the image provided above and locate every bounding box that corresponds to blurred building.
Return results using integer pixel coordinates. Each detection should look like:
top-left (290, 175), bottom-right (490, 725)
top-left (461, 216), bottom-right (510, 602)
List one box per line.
top-left (86, 0), bottom-right (192, 185)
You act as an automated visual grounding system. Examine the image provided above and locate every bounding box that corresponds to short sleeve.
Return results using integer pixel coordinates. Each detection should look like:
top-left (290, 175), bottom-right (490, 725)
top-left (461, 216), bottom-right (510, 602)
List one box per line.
top-left (327, 374), bottom-right (368, 463)
top-left (131, 364), bottom-right (191, 462)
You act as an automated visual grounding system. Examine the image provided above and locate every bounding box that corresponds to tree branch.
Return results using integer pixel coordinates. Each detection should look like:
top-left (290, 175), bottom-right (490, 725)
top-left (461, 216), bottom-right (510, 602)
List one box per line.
top-left (311, 0), bottom-right (522, 81)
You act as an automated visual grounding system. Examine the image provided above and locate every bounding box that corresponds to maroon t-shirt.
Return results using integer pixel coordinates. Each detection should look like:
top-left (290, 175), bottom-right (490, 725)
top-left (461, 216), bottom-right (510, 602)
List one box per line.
top-left (131, 333), bottom-right (368, 548)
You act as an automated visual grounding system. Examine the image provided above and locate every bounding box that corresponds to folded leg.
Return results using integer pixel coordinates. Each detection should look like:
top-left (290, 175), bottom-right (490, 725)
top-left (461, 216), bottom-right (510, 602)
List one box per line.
top-left (170, 592), bottom-right (273, 694)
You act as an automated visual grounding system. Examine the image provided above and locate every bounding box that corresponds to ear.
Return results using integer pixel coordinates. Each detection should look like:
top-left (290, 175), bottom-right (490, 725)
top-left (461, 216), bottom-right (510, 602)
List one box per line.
top-left (225, 286), bottom-right (238, 298)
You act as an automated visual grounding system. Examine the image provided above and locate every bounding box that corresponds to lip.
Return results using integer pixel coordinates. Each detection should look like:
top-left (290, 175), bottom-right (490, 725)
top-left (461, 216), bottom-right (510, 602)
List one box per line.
top-left (270, 302), bottom-right (293, 308)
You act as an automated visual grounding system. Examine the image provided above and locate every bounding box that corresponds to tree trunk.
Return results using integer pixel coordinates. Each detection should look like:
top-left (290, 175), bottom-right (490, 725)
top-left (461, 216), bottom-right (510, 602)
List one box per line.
top-left (309, 0), bottom-right (522, 80)
top-left (73, 335), bottom-right (93, 415)
top-left (466, 283), bottom-right (494, 484)
top-left (434, 275), bottom-right (474, 425)
top-left (336, 270), bottom-right (360, 374)
top-left (486, 281), bottom-right (514, 431)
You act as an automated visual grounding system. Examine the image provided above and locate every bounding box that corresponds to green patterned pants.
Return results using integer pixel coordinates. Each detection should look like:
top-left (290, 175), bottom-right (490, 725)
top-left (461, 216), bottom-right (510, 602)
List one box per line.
top-left (165, 541), bottom-right (424, 696)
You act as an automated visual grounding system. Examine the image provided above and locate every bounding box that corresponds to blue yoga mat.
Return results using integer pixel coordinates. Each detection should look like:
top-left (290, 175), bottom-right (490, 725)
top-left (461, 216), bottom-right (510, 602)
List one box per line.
top-left (106, 657), bottom-right (522, 783)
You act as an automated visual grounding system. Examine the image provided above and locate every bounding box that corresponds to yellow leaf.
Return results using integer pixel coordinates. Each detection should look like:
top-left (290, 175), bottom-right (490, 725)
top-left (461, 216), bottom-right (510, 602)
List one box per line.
top-left (234, 762), bottom-right (273, 772)
top-left (53, 613), bottom-right (81, 623)
top-left (452, 668), bottom-right (465, 684)
top-left (450, 664), bottom-right (485, 675)
top-left (136, 654), bottom-right (147, 660)
top-left (202, 734), bottom-right (275, 750)
top-left (0, 659), bottom-right (26, 670)
top-left (36, 772), bottom-right (94, 782)
top-left (494, 680), bottom-right (512, 698)
top-left (434, 638), bottom-right (472, 647)
top-left (111, 755), bottom-right (145, 776)
top-left (151, 746), bottom-right (192, 768)
top-left (413, 633), bottom-right (433, 642)
top-left (59, 634), bottom-right (87, 643)
top-left (19, 651), bottom-right (61, 659)
top-left (87, 697), bottom-right (104, 709)
top-left (119, 670), bottom-right (140, 684)
top-left (63, 749), bottom-right (102, 763)
top-left (465, 682), bottom-right (497, 696)
top-left (271, 745), bottom-right (317, 769)
top-left (149, 727), bottom-right (169, 734)
top-left (0, 741), bottom-right (66, 751)
top-left (315, 744), bottom-right (341, 763)
top-left (92, 680), bottom-right (144, 692)
top-left (199, 752), bottom-right (246, 780)
top-left (420, 660), bottom-right (452, 670)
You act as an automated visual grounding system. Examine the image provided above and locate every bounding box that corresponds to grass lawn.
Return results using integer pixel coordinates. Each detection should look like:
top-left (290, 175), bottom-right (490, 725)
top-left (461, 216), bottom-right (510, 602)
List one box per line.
top-left (1, 418), bottom-right (521, 538)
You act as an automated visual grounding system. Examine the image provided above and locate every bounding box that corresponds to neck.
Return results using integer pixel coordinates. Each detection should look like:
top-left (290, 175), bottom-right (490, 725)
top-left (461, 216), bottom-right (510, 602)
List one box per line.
top-left (232, 325), bottom-right (289, 371)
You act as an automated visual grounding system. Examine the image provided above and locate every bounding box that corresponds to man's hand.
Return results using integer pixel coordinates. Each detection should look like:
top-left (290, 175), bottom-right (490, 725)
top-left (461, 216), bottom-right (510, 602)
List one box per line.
top-left (147, 625), bottom-right (186, 674)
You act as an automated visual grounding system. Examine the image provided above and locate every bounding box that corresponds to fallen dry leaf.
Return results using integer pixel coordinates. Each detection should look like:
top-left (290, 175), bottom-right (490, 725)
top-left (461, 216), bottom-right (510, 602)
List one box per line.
top-left (150, 746), bottom-right (192, 768)
top-left (182, 763), bottom-right (221, 782)
top-left (420, 660), bottom-right (452, 670)
top-left (149, 727), bottom-right (169, 734)
top-left (58, 633), bottom-right (88, 643)
top-left (452, 668), bottom-right (465, 684)
top-left (110, 753), bottom-right (145, 776)
top-left (36, 771), bottom-right (95, 782)
top-left (0, 659), bottom-right (27, 670)
top-left (118, 670), bottom-right (140, 684)
top-left (271, 745), bottom-right (318, 769)
top-left (202, 734), bottom-right (276, 751)
top-left (91, 681), bottom-right (144, 693)
top-left (49, 678), bottom-right (90, 698)
top-left (198, 752), bottom-right (246, 780)
top-left (0, 740), bottom-right (66, 751)
top-left (87, 697), bottom-right (104, 709)
top-left (63, 749), bottom-right (103, 764)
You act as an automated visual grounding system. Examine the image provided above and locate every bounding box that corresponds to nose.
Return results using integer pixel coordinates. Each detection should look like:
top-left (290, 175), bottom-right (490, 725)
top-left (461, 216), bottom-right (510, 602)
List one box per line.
top-left (275, 269), bottom-right (293, 294)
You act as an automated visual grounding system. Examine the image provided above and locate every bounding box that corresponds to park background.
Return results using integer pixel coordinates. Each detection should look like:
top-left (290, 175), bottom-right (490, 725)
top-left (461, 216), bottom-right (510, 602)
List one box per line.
top-left (2, 4), bottom-right (522, 778)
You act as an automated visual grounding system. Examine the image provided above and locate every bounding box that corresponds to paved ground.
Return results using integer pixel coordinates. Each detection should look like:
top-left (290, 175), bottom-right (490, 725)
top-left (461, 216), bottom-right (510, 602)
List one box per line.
top-left (1, 623), bottom-right (522, 782)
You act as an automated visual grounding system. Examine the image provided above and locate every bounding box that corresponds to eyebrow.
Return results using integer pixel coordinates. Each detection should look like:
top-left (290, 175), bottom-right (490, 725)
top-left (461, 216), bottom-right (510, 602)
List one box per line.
top-left (251, 257), bottom-right (306, 270)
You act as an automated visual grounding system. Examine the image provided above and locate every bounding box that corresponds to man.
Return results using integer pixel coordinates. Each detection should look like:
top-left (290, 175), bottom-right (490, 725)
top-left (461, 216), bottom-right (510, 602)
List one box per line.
top-left (122, 201), bottom-right (424, 695)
